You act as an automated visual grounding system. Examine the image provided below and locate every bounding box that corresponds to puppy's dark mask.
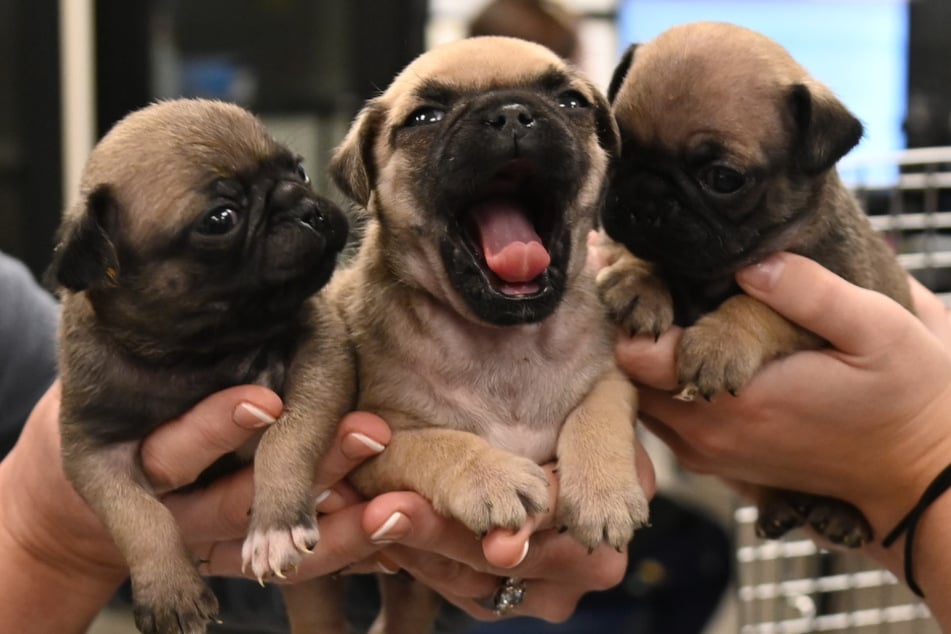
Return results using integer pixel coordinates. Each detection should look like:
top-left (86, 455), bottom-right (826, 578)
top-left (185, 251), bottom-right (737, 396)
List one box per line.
top-left (424, 86), bottom-right (596, 325)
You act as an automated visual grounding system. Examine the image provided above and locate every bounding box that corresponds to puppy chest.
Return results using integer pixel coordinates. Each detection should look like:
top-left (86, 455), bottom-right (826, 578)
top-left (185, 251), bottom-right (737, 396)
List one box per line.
top-left (374, 359), bottom-right (596, 464)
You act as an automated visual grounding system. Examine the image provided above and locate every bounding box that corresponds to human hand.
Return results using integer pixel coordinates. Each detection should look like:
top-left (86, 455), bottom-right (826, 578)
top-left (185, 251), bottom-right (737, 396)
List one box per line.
top-left (0, 382), bottom-right (392, 588)
top-left (348, 441), bottom-right (656, 622)
top-left (616, 252), bottom-right (951, 540)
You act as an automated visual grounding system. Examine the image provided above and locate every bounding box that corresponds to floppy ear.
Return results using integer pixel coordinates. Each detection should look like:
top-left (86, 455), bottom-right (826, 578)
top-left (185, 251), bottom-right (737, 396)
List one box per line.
top-left (330, 100), bottom-right (384, 207)
top-left (586, 80), bottom-right (621, 158)
top-left (607, 44), bottom-right (638, 104)
top-left (47, 185), bottom-right (121, 292)
top-left (787, 83), bottom-right (864, 175)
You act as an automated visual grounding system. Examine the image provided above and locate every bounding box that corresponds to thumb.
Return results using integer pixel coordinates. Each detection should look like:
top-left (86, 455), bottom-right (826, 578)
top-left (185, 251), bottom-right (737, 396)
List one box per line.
top-left (736, 252), bottom-right (913, 356)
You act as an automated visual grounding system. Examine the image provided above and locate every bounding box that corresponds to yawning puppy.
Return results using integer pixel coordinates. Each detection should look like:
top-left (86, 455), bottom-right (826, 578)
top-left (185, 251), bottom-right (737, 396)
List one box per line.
top-left (49, 99), bottom-right (352, 634)
top-left (597, 22), bottom-right (913, 546)
top-left (327, 36), bottom-right (650, 631)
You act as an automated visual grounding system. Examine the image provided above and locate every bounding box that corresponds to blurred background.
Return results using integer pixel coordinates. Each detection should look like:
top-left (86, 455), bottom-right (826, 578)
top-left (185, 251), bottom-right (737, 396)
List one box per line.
top-left (3, 1), bottom-right (949, 632)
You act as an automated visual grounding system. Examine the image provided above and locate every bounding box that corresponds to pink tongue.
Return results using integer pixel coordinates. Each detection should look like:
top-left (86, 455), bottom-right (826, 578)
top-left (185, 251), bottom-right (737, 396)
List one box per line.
top-left (472, 202), bottom-right (551, 283)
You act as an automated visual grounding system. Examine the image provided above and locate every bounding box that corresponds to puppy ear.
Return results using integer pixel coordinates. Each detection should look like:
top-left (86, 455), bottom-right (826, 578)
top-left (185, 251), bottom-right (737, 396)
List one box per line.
top-left (330, 100), bottom-right (384, 206)
top-left (589, 83), bottom-right (621, 158)
top-left (607, 44), bottom-right (638, 104)
top-left (788, 83), bottom-right (864, 175)
top-left (47, 185), bottom-right (121, 292)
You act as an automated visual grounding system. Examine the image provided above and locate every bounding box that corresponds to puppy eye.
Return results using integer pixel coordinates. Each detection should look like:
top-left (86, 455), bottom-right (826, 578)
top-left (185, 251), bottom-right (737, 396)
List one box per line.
top-left (296, 162), bottom-right (310, 184)
top-left (557, 90), bottom-right (589, 109)
top-left (405, 107), bottom-right (445, 127)
top-left (196, 207), bottom-right (239, 236)
top-left (701, 166), bottom-right (746, 194)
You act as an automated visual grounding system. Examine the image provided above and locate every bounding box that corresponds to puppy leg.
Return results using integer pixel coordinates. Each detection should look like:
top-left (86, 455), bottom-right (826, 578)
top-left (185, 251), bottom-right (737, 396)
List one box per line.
top-left (555, 368), bottom-right (650, 551)
top-left (241, 341), bottom-right (352, 583)
top-left (595, 239), bottom-right (675, 339)
top-left (676, 294), bottom-right (824, 400)
top-left (62, 437), bottom-right (217, 634)
top-left (352, 425), bottom-right (550, 537)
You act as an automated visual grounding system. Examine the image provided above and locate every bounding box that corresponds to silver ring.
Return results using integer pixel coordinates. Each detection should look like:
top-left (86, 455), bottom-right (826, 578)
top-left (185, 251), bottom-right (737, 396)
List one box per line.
top-left (490, 576), bottom-right (526, 615)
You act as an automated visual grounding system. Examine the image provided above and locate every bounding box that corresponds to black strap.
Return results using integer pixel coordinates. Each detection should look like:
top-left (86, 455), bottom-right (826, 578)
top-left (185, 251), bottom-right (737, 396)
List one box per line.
top-left (882, 462), bottom-right (951, 597)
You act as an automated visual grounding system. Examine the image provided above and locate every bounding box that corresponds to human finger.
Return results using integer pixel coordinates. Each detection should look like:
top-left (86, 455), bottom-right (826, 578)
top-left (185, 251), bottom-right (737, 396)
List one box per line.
top-left (909, 276), bottom-right (951, 345)
top-left (200, 502), bottom-right (383, 580)
top-left (736, 253), bottom-right (916, 357)
top-left (142, 385), bottom-right (282, 494)
top-left (312, 411), bottom-right (390, 493)
top-left (615, 328), bottom-right (682, 391)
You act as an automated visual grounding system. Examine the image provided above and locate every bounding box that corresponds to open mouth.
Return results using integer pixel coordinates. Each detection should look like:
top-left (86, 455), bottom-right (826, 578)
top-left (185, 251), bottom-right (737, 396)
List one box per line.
top-left (460, 161), bottom-right (558, 297)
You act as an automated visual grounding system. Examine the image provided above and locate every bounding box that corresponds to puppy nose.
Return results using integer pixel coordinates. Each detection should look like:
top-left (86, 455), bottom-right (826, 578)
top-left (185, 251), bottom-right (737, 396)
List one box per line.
top-left (485, 104), bottom-right (536, 132)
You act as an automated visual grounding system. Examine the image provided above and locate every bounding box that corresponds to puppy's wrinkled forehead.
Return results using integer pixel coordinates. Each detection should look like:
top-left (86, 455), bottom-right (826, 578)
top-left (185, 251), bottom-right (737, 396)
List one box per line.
top-left (73, 99), bottom-right (284, 239)
top-left (381, 36), bottom-right (578, 118)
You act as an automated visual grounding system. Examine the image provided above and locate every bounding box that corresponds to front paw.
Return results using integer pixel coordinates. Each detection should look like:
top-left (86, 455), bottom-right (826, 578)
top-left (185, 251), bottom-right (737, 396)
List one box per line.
top-left (556, 464), bottom-right (650, 551)
top-left (241, 513), bottom-right (320, 583)
top-left (437, 448), bottom-right (550, 535)
top-left (676, 316), bottom-right (763, 400)
top-left (596, 257), bottom-right (674, 339)
top-left (131, 569), bottom-right (218, 634)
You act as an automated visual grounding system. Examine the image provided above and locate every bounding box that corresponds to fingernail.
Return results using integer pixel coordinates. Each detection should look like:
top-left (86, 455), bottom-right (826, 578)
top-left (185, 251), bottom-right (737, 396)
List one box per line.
top-left (738, 254), bottom-right (785, 291)
top-left (234, 403), bottom-right (277, 429)
top-left (511, 540), bottom-right (529, 567)
top-left (370, 511), bottom-right (410, 543)
top-left (343, 432), bottom-right (386, 458)
top-left (315, 489), bottom-right (346, 514)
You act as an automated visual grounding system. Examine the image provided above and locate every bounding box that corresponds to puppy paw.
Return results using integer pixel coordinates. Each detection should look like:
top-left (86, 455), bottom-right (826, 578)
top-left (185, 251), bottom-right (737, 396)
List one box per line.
top-left (676, 316), bottom-right (764, 399)
top-left (131, 569), bottom-right (218, 634)
top-left (755, 491), bottom-right (871, 548)
top-left (595, 254), bottom-right (674, 339)
top-left (755, 496), bottom-right (806, 540)
top-left (436, 448), bottom-right (550, 535)
top-left (556, 458), bottom-right (650, 551)
top-left (241, 516), bottom-right (320, 583)
top-left (805, 497), bottom-right (872, 548)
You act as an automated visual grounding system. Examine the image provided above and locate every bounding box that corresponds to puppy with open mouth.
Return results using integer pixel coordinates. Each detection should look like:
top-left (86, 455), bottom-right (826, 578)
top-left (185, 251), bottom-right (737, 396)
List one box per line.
top-left (49, 99), bottom-right (353, 634)
top-left (596, 22), bottom-right (914, 547)
top-left (323, 35), bottom-right (651, 631)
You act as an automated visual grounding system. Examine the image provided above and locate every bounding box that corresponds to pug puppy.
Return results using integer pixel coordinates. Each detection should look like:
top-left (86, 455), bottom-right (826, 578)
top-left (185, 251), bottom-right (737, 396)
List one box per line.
top-left (49, 99), bottom-right (353, 634)
top-left (596, 21), bottom-right (913, 547)
top-left (325, 36), bottom-right (650, 631)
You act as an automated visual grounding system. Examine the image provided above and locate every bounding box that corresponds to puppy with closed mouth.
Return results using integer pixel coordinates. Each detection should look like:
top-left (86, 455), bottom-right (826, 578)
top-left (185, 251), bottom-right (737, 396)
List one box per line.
top-left (49, 99), bottom-right (353, 634)
top-left (596, 21), bottom-right (913, 547)
top-left (325, 36), bottom-right (650, 630)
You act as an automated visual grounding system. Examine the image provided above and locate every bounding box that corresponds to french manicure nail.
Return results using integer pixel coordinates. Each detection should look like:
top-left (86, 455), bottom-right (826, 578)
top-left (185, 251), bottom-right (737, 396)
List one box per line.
top-left (234, 403), bottom-right (277, 429)
top-left (349, 432), bottom-right (386, 455)
top-left (513, 540), bottom-right (530, 567)
top-left (370, 511), bottom-right (409, 543)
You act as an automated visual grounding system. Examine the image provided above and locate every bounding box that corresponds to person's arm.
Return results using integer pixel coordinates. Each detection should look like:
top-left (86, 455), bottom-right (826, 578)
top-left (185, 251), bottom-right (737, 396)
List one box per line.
top-left (617, 252), bottom-right (951, 627)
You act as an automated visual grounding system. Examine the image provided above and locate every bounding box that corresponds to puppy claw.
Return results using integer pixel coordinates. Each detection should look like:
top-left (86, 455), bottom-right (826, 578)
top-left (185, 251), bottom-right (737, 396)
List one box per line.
top-left (436, 448), bottom-right (549, 535)
top-left (241, 520), bottom-right (320, 583)
top-left (674, 384), bottom-right (699, 402)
